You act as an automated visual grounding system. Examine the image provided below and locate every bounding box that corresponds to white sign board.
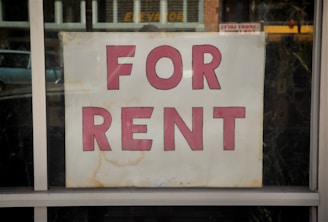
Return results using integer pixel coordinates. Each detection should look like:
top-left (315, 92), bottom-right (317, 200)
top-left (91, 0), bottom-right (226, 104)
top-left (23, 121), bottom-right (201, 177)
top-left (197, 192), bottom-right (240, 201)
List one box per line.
top-left (62, 32), bottom-right (265, 188)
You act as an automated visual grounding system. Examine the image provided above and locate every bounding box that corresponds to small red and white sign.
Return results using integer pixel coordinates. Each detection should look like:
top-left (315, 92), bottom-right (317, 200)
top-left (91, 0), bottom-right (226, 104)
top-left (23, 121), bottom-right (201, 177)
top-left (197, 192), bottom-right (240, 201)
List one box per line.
top-left (63, 32), bottom-right (265, 188)
top-left (219, 23), bottom-right (261, 32)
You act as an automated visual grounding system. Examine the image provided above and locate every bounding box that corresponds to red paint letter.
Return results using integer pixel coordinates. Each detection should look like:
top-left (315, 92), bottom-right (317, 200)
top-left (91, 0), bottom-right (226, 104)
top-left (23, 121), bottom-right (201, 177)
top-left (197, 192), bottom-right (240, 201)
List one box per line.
top-left (83, 107), bottom-right (112, 151)
top-left (164, 107), bottom-right (203, 151)
top-left (107, 45), bottom-right (136, 90)
top-left (146, 45), bottom-right (183, 90)
top-left (213, 107), bottom-right (245, 150)
top-left (192, 45), bottom-right (222, 89)
top-left (122, 107), bottom-right (154, 151)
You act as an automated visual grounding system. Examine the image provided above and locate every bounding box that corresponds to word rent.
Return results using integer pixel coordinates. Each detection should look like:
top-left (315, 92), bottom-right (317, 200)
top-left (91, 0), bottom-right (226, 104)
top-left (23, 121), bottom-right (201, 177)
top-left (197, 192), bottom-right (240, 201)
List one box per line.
top-left (82, 45), bottom-right (246, 152)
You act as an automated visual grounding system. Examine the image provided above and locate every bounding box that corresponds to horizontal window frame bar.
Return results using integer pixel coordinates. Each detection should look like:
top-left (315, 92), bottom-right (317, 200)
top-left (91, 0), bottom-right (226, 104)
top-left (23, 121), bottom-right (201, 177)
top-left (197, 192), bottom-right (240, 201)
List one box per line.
top-left (0, 188), bottom-right (319, 207)
top-left (42, 22), bottom-right (205, 31)
top-left (92, 22), bottom-right (204, 30)
top-left (0, 21), bottom-right (29, 28)
top-left (0, 22), bottom-right (205, 31)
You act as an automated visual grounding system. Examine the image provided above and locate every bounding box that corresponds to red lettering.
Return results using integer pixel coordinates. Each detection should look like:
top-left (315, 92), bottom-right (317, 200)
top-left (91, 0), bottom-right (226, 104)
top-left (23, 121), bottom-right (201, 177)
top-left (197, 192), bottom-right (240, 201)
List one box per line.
top-left (121, 107), bottom-right (154, 151)
top-left (192, 45), bottom-right (222, 90)
top-left (107, 45), bottom-right (136, 90)
top-left (213, 107), bottom-right (246, 150)
top-left (82, 106), bottom-right (246, 152)
top-left (83, 107), bottom-right (112, 151)
top-left (164, 107), bottom-right (203, 151)
top-left (146, 45), bottom-right (183, 90)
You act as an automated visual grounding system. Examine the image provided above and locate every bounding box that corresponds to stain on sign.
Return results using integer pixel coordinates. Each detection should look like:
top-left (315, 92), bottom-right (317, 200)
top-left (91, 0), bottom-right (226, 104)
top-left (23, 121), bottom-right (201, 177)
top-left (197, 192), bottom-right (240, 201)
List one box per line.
top-left (62, 32), bottom-right (265, 188)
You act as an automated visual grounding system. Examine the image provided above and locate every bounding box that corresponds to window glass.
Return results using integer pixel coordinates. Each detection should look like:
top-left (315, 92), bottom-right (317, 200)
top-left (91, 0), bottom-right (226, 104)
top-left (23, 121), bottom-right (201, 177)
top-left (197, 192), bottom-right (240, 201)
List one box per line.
top-left (263, 39), bottom-right (312, 186)
top-left (222, 0), bottom-right (314, 24)
top-left (222, 0), bottom-right (250, 22)
top-left (140, 0), bottom-right (160, 23)
top-left (220, 0), bottom-right (313, 186)
top-left (187, 0), bottom-right (199, 22)
top-left (44, 0), bottom-right (314, 188)
top-left (0, 0), bottom-right (319, 220)
top-left (0, 208), bottom-right (33, 221)
top-left (98, 0), bottom-right (113, 22)
top-left (118, 0), bottom-right (134, 23)
top-left (62, 0), bottom-right (81, 23)
top-left (2, 0), bottom-right (28, 21)
top-left (48, 206), bottom-right (310, 222)
top-left (44, 0), bottom-right (55, 22)
top-left (167, 0), bottom-right (183, 23)
top-left (98, 0), bottom-right (200, 24)
top-left (0, 3), bottom-right (33, 188)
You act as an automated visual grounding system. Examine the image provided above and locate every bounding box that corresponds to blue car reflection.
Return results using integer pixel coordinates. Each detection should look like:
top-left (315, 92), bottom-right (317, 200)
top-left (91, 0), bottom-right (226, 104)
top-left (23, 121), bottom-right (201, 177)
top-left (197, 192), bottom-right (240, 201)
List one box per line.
top-left (0, 50), bottom-right (63, 95)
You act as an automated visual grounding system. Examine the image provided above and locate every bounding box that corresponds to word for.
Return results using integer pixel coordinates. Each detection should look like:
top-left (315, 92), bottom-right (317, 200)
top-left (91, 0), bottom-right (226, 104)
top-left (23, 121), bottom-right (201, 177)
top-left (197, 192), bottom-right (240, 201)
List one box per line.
top-left (106, 45), bottom-right (222, 90)
top-left (83, 107), bottom-right (246, 152)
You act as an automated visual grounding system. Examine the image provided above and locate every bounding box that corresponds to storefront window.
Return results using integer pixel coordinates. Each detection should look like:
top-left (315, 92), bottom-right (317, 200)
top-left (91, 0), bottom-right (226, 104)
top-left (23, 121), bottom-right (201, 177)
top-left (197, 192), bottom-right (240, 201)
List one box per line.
top-left (0, 0), bottom-right (326, 221)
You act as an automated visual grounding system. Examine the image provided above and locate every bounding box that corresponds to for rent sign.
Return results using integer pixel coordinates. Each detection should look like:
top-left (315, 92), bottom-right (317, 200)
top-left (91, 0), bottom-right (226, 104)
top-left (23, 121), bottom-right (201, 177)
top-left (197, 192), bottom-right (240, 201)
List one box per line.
top-left (62, 32), bottom-right (265, 188)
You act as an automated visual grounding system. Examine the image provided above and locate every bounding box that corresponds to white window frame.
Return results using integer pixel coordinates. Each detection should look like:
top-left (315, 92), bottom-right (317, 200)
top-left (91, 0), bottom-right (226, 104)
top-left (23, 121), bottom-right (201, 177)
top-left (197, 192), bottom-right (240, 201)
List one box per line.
top-left (0, 0), bottom-right (327, 221)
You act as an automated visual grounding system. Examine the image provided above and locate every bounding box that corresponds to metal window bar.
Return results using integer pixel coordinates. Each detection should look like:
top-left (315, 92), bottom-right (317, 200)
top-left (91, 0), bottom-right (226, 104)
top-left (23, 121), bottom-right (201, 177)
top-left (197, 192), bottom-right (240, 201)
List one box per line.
top-left (160, 0), bottom-right (167, 24)
top-left (198, 0), bottom-right (203, 23)
top-left (81, 0), bottom-right (86, 24)
top-left (134, 0), bottom-right (141, 23)
top-left (92, 0), bottom-right (97, 24)
top-left (55, 0), bottom-right (63, 24)
top-left (183, 0), bottom-right (187, 23)
top-left (318, 0), bottom-right (328, 221)
top-left (113, 0), bottom-right (118, 23)
top-left (310, 0), bottom-right (323, 192)
top-left (0, 0), bottom-right (3, 22)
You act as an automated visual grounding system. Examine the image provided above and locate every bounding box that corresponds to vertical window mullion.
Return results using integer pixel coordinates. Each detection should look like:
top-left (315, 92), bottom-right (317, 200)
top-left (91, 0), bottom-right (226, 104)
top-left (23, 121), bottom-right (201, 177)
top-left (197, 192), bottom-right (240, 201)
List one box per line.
top-left (310, 0), bottom-right (323, 192)
top-left (81, 0), bottom-right (86, 24)
top-left (198, 0), bottom-right (203, 23)
top-left (134, 0), bottom-right (140, 23)
top-left (92, 0), bottom-right (97, 24)
top-left (319, 0), bottom-right (328, 220)
top-left (0, 0), bottom-right (3, 22)
top-left (113, 0), bottom-right (117, 23)
top-left (160, 0), bottom-right (167, 23)
top-left (34, 207), bottom-right (47, 222)
top-left (29, 0), bottom-right (48, 191)
top-left (54, 0), bottom-right (63, 24)
top-left (183, 0), bottom-right (187, 23)
top-left (29, 0), bottom-right (48, 221)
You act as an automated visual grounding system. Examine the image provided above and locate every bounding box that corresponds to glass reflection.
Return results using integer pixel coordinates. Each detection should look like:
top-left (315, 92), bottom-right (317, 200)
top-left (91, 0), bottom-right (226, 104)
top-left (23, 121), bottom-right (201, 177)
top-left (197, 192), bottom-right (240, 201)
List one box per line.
top-left (0, 0), bottom-right (33, 187)
top-left (48, 206), bottom-right (310, 222)
top-left (43, 0), bottom-right (314, 187)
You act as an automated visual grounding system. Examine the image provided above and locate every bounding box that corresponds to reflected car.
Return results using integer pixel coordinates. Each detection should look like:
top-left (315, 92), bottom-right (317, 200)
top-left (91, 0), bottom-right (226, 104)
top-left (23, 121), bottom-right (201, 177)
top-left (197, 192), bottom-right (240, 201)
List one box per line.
top-left (0, 50), bottom-right (63, 95)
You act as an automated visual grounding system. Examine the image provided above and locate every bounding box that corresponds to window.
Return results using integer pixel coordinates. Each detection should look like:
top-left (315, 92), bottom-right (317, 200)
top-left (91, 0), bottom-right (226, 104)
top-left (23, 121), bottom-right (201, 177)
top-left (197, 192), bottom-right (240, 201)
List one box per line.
top-left (0, 0), bottom-right (327, 221)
